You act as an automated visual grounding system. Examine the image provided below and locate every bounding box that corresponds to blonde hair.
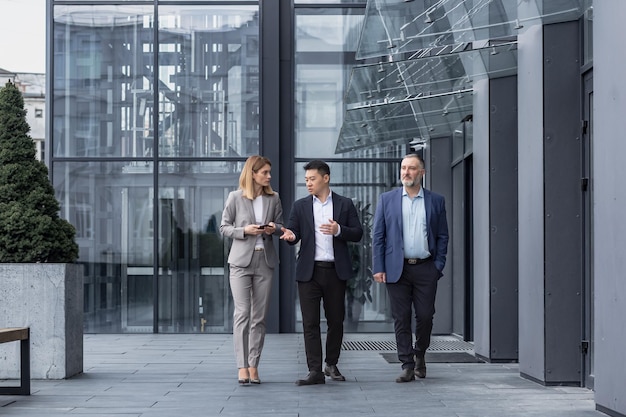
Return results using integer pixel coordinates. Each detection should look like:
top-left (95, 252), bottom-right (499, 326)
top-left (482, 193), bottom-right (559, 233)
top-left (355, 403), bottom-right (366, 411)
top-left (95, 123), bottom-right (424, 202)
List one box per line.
top-left (239, 155), bottom-right (275, 199)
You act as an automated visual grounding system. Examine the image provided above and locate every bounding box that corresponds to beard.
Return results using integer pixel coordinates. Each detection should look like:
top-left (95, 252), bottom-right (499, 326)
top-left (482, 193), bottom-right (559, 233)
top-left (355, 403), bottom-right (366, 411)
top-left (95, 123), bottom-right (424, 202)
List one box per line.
top-left (401, 177), bottom-right (416, 187)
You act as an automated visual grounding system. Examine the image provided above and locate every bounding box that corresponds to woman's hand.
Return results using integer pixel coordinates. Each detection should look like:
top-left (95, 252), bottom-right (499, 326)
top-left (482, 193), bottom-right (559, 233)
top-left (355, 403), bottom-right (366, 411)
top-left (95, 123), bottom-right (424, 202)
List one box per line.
top-left (244, 224), bottom-right (265, 236)
top-left (263, 222), bottom-right (276, 235)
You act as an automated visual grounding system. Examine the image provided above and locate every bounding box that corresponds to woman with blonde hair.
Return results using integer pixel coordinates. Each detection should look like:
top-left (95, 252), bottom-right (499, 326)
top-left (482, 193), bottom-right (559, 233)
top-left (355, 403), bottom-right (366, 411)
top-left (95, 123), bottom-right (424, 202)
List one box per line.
top-left (220, 155), bottom-right (283, 384)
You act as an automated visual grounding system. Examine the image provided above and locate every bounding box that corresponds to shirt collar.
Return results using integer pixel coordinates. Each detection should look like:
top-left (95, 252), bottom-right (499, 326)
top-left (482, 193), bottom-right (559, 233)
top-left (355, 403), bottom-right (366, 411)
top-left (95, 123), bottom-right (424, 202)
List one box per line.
top-left (402, 186), bottom-right (424, 198)
top-left (313, 189), bottom-right (333, 204)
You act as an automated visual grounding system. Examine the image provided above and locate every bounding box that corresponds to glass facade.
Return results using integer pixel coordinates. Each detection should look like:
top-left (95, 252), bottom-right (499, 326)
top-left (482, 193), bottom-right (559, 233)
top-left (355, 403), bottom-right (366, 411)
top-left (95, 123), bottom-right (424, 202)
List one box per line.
top-left (49, 0), bottom-right (411, 333)
top-left (52, 3), bottom-right (259, 333)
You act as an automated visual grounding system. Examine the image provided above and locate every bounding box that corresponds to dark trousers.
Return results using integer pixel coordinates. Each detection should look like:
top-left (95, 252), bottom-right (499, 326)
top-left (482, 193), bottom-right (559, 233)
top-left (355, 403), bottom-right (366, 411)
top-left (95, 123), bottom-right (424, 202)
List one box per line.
top-left (298, 265), bottom-right (346, 372)
top-left (386, 260), bottom-right (440, 369)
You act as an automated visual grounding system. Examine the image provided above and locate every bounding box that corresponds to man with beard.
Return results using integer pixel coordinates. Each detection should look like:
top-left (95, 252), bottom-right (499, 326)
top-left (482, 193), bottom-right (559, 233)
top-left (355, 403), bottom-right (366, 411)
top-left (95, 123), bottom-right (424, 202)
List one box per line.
top-left (372, 153), bottom-right (449, 383)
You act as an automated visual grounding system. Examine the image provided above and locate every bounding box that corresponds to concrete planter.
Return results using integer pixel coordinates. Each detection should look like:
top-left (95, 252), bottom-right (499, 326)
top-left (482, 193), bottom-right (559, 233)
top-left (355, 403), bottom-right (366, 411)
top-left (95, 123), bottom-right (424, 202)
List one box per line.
top-left (0, 263), bottom-right (83, 379)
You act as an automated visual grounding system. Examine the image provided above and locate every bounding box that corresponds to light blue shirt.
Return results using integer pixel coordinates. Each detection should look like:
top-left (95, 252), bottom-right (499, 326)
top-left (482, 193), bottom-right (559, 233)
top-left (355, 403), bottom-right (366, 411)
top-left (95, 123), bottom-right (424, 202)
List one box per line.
top-left (402, 187), bottom-right (430, 259)
top-left (312, 191), bottom-right (338, 262)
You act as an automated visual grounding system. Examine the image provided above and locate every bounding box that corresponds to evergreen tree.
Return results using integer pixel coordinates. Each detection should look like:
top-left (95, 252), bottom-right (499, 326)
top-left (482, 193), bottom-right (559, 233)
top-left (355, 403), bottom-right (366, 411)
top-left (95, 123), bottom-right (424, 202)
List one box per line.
top-left (0, 80), bottom-right (78, 262)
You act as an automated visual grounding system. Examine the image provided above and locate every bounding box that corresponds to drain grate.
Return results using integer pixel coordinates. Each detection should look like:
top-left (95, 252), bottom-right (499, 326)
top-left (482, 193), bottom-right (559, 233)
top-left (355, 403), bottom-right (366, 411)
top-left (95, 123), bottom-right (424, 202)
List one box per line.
top-left (342, 340), bottom-right (397, 351)
top-left (341, 338), bottom-right (473, 352)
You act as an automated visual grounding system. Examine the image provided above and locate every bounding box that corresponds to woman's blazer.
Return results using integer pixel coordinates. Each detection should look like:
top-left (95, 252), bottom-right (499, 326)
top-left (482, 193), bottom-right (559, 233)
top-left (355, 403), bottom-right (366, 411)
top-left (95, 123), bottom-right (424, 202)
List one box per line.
top-left (220, 190), bottom-right (284, 269)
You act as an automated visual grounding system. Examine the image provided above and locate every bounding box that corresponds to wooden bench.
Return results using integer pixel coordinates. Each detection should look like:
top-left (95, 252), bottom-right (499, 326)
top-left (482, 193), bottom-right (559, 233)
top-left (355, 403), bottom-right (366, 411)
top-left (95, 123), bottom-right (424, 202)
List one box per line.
top-left (0, 328), bottom-right (30, 395)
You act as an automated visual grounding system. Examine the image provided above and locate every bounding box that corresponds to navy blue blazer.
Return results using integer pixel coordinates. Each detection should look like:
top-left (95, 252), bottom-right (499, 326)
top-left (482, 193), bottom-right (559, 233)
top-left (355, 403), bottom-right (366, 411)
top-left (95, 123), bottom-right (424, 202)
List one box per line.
top-left (372, 187), bottom-right (449, 283)
top-left (286, 192), bottom-right (363, 282)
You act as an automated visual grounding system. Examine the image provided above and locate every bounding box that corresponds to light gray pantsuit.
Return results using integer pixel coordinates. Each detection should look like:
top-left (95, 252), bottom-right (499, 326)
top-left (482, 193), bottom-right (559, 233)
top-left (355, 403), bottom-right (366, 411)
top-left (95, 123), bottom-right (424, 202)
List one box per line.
top-left (220, 189), bottom-right (283, 370)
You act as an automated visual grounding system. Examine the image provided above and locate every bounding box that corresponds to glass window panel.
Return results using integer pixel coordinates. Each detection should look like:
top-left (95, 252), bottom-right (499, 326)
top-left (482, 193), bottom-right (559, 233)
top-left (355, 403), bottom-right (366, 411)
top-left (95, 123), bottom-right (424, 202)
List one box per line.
top-left (157, 6), bottom-right (260, 158)
top-left (295, 8), bottom-right (366, 159)
top-left (54, 161), bottom-right (155, 333)
top-left (296, 10), bottom-right (364, 52)
top-left (52, 5), bottom-right (154, 158)
top-left (54, 160), bottom-right (248, 333)
top-left (156, 161), bottom-right (243, 333)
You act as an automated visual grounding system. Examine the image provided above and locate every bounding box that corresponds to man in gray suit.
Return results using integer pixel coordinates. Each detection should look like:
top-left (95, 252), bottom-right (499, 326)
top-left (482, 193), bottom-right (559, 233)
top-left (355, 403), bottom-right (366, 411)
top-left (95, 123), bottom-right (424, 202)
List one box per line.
top-left (281, 160), bottom-right (363, 385)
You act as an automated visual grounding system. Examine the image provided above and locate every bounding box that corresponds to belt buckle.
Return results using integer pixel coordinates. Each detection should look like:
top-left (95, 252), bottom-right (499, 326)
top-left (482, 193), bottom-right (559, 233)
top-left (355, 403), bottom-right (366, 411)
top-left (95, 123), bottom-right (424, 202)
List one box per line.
top-left (407, 258), bottom-right (417, 265)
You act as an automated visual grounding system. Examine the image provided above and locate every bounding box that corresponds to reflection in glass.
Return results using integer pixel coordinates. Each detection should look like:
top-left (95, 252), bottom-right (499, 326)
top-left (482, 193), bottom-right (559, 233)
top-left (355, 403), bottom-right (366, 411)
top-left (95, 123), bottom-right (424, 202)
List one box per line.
top-left (157, 163), bottom-right (240, 333)
top-left (52, 3), bottom-right (260, 333)
top-left (52, 4), bottom-right (259, 159)
top-left (53, 5), bottom-right (155, 158)
top-left (54, 160), bottom-right (246, 333)
top-left (54, 161), bottom-right (156, 332)
top-left (158, 6), bottom-right (260, 158)
top-left (295, 9), bottom-right (365, 159)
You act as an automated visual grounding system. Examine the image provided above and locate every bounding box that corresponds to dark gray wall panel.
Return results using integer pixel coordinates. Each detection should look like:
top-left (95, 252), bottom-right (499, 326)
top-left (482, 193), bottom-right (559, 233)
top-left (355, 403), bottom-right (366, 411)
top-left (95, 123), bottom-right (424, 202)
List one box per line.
top-left (429, 136), bottom-right (453, 334)
top-left (452, 162), bottom-right (465, 336)
top-left (489, 75), bottom-right (519, 361)
top-left (543, 21), bottom-right (582, 384)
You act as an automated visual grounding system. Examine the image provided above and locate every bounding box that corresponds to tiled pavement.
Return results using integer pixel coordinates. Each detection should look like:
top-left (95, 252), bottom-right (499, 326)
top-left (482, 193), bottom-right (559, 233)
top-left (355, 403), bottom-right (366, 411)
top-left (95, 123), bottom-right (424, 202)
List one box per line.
top-left (1, 333), bottom-right (603, 417)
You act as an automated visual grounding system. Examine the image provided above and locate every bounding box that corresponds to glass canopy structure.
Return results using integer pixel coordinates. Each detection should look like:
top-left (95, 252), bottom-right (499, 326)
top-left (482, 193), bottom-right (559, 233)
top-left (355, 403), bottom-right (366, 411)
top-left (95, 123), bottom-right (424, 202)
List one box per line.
top-left (337, 0), bottom-right (591, 152)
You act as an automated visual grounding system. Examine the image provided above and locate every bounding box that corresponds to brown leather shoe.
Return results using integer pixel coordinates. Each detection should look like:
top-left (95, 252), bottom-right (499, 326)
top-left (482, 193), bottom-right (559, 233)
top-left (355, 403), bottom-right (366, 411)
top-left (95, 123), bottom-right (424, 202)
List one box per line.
top-left (414, 355), bottom-right (427, 379)
top-left (395, 368), bottom-right (415, 383)
top-left (295, 371), bottom-right (325, 386)
top-left (324, 364), bottom-right (346, 381)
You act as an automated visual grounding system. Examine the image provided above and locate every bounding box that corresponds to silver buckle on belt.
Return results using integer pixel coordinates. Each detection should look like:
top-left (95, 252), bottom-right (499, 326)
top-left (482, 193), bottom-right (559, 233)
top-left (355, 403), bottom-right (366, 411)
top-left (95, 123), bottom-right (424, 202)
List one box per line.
top-left (407, 258), bottom-right (417, 265)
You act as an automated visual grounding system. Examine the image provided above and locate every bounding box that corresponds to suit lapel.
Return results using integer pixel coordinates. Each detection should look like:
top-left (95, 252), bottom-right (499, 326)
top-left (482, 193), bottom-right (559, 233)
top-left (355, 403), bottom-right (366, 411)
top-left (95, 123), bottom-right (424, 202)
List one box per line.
top-left (305, 195), bottom-right (315, 232)
top-left (424, 189), bottom-right (432, 227)
top-left (244, 195), bottom-right (256, 223)
top-left (332, 192), bottom-right (341, 220)
top-left (395, 188), bottom-right (403, 231)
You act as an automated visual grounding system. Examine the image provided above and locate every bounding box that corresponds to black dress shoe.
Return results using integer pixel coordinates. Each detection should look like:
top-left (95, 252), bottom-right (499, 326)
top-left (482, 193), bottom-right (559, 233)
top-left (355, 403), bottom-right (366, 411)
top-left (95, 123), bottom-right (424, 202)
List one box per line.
top-left (395, 368), bottom-right (415, 383)
top-left (295, 371), bottom-right (325, 386)
top-left (414, 355), bottom-right (427, 379)
top-left (324, 364), bottom-right (346, 381)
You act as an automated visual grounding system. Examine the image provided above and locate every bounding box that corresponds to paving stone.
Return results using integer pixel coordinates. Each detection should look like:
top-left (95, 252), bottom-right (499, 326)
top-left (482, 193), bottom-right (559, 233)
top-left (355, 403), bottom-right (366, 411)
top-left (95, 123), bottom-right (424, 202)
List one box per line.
top-left (0, 334), bottom-right (604, 417)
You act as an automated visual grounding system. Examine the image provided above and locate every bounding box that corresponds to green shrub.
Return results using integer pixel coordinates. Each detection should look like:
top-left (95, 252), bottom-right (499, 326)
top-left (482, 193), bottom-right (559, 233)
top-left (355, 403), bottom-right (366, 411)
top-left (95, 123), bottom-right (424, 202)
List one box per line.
top-left (0, 80), bottom-right (78, 263)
